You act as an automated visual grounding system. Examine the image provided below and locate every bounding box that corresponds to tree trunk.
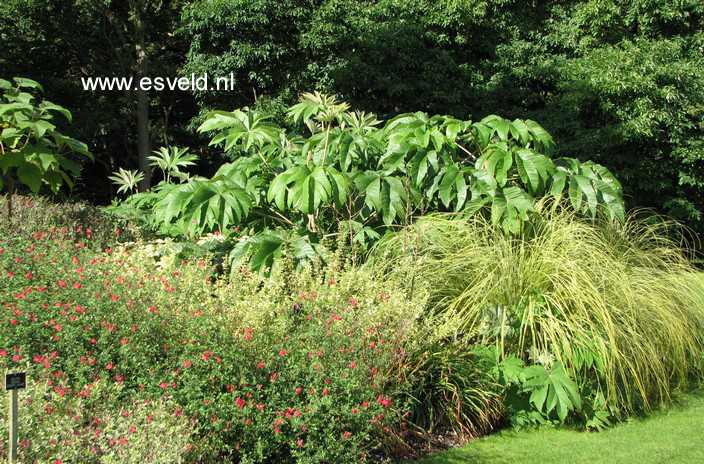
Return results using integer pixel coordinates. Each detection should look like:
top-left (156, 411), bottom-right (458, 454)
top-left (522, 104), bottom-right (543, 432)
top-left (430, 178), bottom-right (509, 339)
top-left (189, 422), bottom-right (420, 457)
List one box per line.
top-left (134, 9), bottom-right (151, 191)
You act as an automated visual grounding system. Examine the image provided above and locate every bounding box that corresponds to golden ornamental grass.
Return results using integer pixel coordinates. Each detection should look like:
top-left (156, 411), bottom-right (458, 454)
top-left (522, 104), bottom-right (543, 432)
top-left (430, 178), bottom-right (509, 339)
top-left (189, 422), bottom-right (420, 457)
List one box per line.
top-left (372, 202), bottom-right (704, 414)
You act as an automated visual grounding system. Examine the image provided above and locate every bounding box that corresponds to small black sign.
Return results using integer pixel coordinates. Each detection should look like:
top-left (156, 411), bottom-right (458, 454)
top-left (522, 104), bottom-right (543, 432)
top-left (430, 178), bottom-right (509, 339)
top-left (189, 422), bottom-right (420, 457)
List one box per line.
top-left (5, 372), bottom-right (26, 390)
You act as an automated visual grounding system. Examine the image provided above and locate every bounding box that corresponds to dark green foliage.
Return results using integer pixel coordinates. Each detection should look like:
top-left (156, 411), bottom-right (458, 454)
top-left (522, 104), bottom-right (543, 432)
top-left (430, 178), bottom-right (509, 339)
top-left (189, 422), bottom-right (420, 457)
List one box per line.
top-left (2, 0), bottom-right (701, 233)
top-left (179, 0), bottom-right (704, 236)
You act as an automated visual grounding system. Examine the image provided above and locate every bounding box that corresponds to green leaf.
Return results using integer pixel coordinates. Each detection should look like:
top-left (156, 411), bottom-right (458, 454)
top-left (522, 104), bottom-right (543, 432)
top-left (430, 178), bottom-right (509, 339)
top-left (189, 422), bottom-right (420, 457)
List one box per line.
top-left (525, 119), bottom-right (555, 155)
top-left (511, 119), bottom-right (531, 145)
top-left (268, 169), bottom-right (292, 211)
top-left (37, 151), bottom-right (58, 171)
top-left (491, 186), bottom-right (536, 235)
top-left (381, 176), bottom-right (405, 225)
top-left (39, 101), bottom-right (72, 123)
top-left (13, 77), bottom-right (43, 91)
top-left (0, 151), bottom-right (25, 173)
top-left (364, 175), bottom-right (382, 211)
top-left (515, 148), bottom-right (554, 195)
top-left (524, 362), bottom-right (581, 421)
top-left (483, 145), bottom-right (513, 186)
top-left (327, 166), bottom-right (350, 207)
top-left (495, 119), bottom-right (510, 141)
top-left (438, 165), bottom-right (459, 208)
top-left (455, 172), bottom-right (467, 211)
top-left (17, 162), bottom-right (42, 193)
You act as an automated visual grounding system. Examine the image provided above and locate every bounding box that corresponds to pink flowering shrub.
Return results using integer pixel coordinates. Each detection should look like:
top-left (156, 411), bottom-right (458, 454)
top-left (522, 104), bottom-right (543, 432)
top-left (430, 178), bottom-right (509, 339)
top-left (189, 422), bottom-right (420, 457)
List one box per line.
top-left (0, 368), bottom-right (200, 463)
top-left (0, 201), bottom-right (498, 461)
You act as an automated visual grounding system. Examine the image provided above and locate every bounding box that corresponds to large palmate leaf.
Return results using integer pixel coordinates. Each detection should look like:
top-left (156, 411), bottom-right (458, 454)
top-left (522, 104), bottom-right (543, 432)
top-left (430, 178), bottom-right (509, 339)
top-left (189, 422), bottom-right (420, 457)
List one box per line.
top-left (523, 362), bottom-right (581, 422)
top-left (153, 177), bottom-right (252, 235)
top-left (288, 91), bottom-right (350, 125)
top-left (198, 109), bottom-right (281, 152)
top-left (515, 148), bottom-right (554, 195)
top-left (476, 143), bottom-right (513, 187)
top-left (147, 146), bottom-right (199, 183)
top-left (436, 164), bottom-right (469, 211)
top-left (551, 158), bottom-right (625, 221)
top-left (379, 112), bottom-right (456, 186)
top-left (267, 165), bottom-right (349, 214)
top-left (228, 230), bottom-right (327, 276)
top-left (490, 186), bottom-right (537, 235)
top-left (229, 231), bottom-right (285, 276)
top-left (353, 172), bottom-right (407, 225)
top-left (469, 116), bottom-right (555, 156)
top-left (108, 167), bottom-right (145, 195)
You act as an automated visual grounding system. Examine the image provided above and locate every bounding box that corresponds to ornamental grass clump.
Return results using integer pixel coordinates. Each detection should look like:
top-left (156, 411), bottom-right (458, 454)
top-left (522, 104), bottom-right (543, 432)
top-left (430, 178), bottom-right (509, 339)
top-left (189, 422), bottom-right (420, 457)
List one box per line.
top-left (374, 203), bottom-right (704, 416)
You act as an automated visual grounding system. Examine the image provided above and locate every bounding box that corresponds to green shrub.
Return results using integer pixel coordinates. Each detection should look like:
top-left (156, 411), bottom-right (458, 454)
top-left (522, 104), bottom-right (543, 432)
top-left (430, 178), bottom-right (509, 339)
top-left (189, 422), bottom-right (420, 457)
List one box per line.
top-left (0, 193), bottom-right (138, 248)
top-left (372, 203), bottom-right (704, 419)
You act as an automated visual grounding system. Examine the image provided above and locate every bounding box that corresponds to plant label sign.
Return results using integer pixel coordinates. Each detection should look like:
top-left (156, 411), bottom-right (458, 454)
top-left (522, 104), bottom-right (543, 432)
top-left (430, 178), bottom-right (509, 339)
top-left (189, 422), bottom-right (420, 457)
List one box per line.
top-left (5, 372), bottom-right (26, 390)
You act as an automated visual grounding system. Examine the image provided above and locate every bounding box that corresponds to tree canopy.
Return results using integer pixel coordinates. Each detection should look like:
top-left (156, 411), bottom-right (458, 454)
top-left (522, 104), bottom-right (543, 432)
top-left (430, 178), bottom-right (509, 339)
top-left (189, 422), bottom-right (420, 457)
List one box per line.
top-left (1, 0), bottom-right (702, 234)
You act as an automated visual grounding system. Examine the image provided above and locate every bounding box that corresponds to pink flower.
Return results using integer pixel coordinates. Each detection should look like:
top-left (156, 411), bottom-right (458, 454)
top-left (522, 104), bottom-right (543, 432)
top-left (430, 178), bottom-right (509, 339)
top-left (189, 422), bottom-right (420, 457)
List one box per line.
top-left (343, 431), bottom-right (351, 437)
top-left (297, 439), bottom-right (304, 447)
top-left (106, 363), bottom-right (114, 370)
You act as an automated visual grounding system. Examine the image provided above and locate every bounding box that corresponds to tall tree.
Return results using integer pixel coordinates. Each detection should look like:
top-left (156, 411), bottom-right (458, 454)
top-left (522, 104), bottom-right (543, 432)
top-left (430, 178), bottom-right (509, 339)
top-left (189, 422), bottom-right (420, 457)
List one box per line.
top-left (0, 0), bottom-right (192, 195)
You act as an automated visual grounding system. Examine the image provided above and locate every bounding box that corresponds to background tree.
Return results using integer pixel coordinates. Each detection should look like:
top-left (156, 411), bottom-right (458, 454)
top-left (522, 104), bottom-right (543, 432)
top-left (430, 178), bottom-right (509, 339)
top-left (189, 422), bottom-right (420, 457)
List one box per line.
top-left (0, 0), bottom-right (194, 196)
top-left (1, 0), bottom-right (702, 236)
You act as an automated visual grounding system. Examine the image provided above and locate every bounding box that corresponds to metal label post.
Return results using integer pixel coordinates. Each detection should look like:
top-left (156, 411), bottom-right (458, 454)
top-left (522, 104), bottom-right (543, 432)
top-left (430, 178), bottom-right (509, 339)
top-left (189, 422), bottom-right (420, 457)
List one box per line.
top-left (5, 371), bottom-right (26, 464)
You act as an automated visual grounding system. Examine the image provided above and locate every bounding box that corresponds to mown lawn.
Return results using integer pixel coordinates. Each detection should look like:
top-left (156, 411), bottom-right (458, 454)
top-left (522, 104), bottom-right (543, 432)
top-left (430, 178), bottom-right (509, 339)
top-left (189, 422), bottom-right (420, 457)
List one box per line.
top-left (416, 389), bottom-right (704, 464)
